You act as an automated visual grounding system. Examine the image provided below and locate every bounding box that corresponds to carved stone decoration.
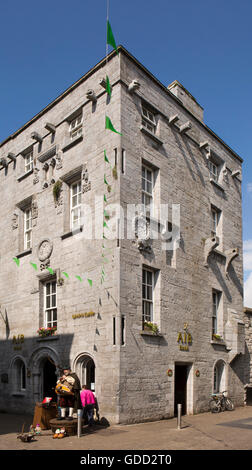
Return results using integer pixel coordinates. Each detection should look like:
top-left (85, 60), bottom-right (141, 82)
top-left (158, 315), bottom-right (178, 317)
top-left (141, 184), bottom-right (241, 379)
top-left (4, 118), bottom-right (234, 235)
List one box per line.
top-left (37, 239), bottom-right (53, 271)
top-left (82, 164), bottom-right (91, 193)
top-left (225, 248), bottom-right (239, 276)
top-left (222, 163), bottom-right (229, 184)
top-left (33, 167), bottom-right (40, 185)
top-left (133, 213), bottom-right (152, 254)
top-left (50, 157), bottom-right (56, 168)
top-left (56, 150), bottom-right (63, 170)
top-left (11, 212), bottom-right (19, 230)
top-left (204, 236), bottom-right (219, 266)
top-left (31, 199), bottom-right (39, 227)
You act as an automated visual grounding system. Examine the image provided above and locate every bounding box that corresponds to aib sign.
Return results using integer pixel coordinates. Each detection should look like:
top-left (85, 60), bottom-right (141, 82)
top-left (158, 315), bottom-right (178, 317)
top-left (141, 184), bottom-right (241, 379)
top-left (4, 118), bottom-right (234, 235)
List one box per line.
top-left (177, 323), bottom-right (192, 351)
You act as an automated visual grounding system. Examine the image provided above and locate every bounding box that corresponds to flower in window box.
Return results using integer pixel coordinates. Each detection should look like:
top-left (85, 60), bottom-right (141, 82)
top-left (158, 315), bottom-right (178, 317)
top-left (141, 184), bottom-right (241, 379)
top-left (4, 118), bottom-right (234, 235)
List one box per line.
top-left (212, 333), bottom-right (222, 341)
top-left (143, 321), bottom-right (159, 335)
top-left (37, 327), bottom-right (57, 337)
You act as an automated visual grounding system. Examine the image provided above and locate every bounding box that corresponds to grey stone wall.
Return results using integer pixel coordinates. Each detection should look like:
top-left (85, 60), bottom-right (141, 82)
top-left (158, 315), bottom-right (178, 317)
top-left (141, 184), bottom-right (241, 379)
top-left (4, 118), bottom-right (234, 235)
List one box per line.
top-left (0, 46), bottom-right (246, 423)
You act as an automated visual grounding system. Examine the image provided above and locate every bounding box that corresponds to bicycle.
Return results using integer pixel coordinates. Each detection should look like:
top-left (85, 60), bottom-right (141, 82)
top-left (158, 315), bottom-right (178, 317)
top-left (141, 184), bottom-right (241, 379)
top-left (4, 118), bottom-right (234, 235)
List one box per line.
top-left (209, 391), bottom-right (234, 413)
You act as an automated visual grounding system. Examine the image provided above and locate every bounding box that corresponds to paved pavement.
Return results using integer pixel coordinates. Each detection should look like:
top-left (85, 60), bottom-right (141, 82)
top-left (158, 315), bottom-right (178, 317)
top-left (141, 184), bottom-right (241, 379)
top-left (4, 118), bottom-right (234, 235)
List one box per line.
top-left (0, 405), bottom-right (252, 451)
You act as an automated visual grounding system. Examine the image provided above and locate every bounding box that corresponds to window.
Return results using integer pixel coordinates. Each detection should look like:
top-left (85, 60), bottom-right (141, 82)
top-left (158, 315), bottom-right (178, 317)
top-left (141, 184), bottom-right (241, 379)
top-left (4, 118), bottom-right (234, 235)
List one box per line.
top-left (211, 206), bottom-right (221, 237)
top-left (113, 317), bottom-right (116, 345)
top-left (142, 165), bottom-right (153, 216)
top-left (44, 280), bottom-right (57, 329)
top-left (142, 269), bottom-right (154, 324)
top-left (70, 180), bottom-right (82, 230)
top-left (24, 151), bottom-right (33, 173)
top-left (24, 208), bottom-right (32, 250)
top-left (121, 316), bottom-right (125, 345)
top-left (142, 105), bottom-right (156, 134)
top-left (69, 114), bottom-right (82, 140)
top-left (212, 290), bottom-right (221, 335)
top-left (12, 358), bottom-right (26, 392)
top-left (209, 160), bottom-right (219, 182)
top-left (121, 149), bottom-right (126, 174)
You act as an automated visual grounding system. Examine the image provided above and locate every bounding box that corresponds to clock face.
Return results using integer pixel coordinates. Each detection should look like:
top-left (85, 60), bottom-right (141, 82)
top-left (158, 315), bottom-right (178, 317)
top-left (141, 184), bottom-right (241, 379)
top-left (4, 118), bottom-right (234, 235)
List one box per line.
top-left (38, 239), bottom-right (53, 261)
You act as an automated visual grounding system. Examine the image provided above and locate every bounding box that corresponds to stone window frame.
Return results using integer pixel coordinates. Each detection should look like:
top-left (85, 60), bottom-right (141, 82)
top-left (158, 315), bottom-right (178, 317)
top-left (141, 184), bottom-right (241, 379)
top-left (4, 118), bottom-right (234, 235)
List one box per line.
top-left (207, 150), bottom-right (225, 190)
top-left (16, 195), bottom-right (34, 256)
top-left (17, 145), bottom-right (34, 182)
top-left (141, 104), bottom-right (157, 134)
top-left (210, 204), bottom-right (222, 249)
top-left (60, 165), bottom-right (84, 239)
top-left (142, 266), bottom-right (161, 329)
top-left (212, 288), bottom-right (222, 336)
top-left (70, 179), bottom-right (82, 231)
top-left (69, 114), bottom-right (83, 140)
top-left (37, 271), bottom-right (58, 330)
top-left (44, 279), bottom-right (57, 329)
top-left (10, 356), bottom-right (27, 395)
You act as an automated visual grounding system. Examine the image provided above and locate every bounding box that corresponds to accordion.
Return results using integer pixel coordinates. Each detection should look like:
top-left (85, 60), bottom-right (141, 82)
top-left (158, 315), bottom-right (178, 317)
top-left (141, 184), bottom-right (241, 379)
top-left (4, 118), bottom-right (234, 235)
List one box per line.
top-left (55, 383), bottom-right (74, 396)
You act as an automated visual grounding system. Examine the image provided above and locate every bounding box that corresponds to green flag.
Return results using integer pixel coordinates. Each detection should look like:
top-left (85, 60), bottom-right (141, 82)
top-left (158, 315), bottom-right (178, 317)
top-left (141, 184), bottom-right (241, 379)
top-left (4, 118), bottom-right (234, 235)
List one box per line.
top-left (104, 175), bottom-right (109, 185)
top-left (62, 271), bottom-right (69, 279)
top-left (104, 149), bottom-right (110, 163)
top-left (107, 20), bottom-right (118, 55)
top-left (105, 116), bottom-right (122, 135)
top-left (104, 194), bottom-right (107, 203)
top-left (75, 275), bottom-right (82, 282)
top-left (30, 262), bottom-right (38, 271)
top-left (106, 75), bottom-right (112, 97)
top-left (87, 279), bottom-right (93, 287)
top-left (13, 257), bottom-right (20, 267)
top-left (103, 221), bottom-right (108, 229)
top-left (46, 267), bottom-right (54, 274)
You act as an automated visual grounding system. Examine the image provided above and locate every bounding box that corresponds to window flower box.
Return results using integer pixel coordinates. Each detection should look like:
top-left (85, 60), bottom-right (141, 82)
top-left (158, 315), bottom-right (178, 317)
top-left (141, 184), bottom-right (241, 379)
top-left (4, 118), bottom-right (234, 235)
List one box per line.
top-left (143, 321), bottom-right (159, 335)
top-left (212, 333), bottom-right (222, 341)
top-left (37, 327), bottom-right (57, 338)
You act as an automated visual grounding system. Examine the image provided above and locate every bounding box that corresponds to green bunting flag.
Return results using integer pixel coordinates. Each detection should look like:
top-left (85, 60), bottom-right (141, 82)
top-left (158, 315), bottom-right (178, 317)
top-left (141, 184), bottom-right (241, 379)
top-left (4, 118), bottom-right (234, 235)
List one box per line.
top-left (107, 20), bottom-right (118, 55)
top-left (30, 262), bottom-right (38, 271)
top-left (87, 279), bottom-right (93, 287)
top-left (103, 221), bottom-right (108, 229)
top-left (62, 272), bottom-right (69, 278)
top-left (75, 275), bottom-right (82, 282)
top-left (104, 175), bottom-right (109, 185)
top-left (106, 75), bottom-right (112, 97)
top-left (46, 267), bottom-right (54, 275)
top-left (105, 116), bottom-right (122, 135)
top-left (104, 194), bottom-right (107, 202)
top-left (104, 149), bottom-right (110, 163)
top-left (13, 257), bottom-right (20, 267)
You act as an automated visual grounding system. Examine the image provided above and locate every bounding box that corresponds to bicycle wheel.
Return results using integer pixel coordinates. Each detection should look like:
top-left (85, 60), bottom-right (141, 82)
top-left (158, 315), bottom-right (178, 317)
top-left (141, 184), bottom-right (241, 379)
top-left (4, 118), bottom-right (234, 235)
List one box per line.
top-left (209, 399), bottom-right (221, 413)
top-left (225, 398), bottom-right (234, 411)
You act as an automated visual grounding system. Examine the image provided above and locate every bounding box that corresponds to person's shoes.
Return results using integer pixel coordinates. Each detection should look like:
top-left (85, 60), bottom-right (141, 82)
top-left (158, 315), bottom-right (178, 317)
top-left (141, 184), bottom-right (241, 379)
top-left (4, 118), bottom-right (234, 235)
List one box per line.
top-left (57, 417), bottom-right (64, 420)
top-left (66, 416), bottom-right (73, 420)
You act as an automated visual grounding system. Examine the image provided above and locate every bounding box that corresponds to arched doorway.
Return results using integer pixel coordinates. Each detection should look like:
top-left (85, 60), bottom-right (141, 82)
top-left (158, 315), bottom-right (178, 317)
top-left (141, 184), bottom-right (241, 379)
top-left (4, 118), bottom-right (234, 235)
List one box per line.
top-left (75, 354), bottom-right (95, 391)
top-left (213, 359), bottom-right (226, 393)
top-left (42, 357), bottom-right (57, 402)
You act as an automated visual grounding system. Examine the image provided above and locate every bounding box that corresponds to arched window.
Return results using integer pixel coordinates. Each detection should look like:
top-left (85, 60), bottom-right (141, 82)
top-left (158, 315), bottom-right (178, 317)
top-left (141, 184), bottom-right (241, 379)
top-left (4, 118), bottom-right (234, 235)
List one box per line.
top-left (213, 360), bottom-right (226, 393)
top-left (12, 358), bottom-right (26, 392)
top-left (75, 355), bottom-right (95, 392)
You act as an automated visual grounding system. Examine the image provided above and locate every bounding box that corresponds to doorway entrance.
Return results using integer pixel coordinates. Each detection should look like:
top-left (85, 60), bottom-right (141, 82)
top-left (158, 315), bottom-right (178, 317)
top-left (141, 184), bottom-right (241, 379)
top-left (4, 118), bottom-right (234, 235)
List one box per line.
top-left (174, 364), bottom-right (188, 416)
top-left (42, 358), bottom-right (57, 402)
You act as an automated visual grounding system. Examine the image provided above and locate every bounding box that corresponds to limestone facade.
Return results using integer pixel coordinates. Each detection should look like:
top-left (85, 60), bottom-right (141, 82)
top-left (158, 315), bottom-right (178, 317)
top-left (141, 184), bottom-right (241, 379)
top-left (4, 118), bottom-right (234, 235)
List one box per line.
top-left (0, 46), bottom-right (246, 423)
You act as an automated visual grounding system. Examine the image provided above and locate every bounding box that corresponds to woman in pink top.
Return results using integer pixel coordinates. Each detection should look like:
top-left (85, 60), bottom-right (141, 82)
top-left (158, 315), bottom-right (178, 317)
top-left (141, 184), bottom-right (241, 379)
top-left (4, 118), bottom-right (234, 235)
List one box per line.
top-left (80, 385), bottom-right (96, 426)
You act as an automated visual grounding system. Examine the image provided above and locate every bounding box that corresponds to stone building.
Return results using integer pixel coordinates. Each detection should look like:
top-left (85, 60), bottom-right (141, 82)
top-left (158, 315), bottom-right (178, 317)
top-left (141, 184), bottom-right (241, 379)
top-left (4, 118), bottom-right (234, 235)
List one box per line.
top-left (244, 307), bottom-right (252, 405)
top-left (0, 45), bottom-right (246, 423)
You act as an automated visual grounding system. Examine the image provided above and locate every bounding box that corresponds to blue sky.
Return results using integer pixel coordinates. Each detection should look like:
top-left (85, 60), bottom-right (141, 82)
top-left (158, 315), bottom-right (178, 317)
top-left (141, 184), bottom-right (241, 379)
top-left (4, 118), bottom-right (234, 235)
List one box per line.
top-left (1, 0), bottom-right (251, 304)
